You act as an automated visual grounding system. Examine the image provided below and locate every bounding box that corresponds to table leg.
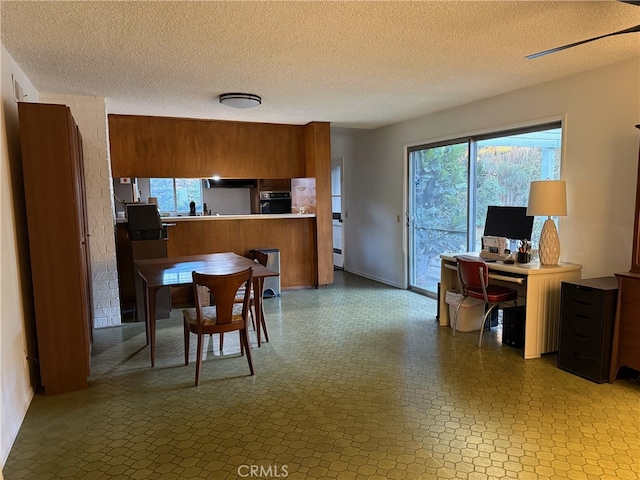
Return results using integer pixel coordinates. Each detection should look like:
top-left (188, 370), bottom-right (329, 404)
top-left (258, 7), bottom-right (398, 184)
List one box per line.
top-left (253, 277), bottom-right (264, 347)
top-left (144, 283), bottom-right (158, 367)
top-left (142, 278), bottom-right (150, 347)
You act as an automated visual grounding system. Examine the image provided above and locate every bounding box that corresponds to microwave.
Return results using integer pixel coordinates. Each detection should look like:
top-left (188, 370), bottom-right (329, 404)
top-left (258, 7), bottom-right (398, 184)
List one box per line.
top-left (259, 191), bottom-right (292, 214)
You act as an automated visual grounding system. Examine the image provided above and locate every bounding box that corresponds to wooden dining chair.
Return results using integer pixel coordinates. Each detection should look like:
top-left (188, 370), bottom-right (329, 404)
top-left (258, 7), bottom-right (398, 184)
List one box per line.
top-left (182, 267), bottom-right (254, 386)
top-left (454, 255), bottom-right (518, 347)
top-left (228, 250), bottom-right (270, 346)
top-left (248, 249), bottom-right (270, 343)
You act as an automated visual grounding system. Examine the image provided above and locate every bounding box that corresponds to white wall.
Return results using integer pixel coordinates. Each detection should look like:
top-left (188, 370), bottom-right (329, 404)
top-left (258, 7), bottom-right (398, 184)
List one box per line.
top-left (333, 58), bottom-right (640, 287)
top-left (0, 44), bottom-right (39, 469)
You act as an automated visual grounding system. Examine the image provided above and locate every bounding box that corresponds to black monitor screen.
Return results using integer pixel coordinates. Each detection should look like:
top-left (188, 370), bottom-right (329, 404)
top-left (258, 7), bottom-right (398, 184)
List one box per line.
top-left (483, 206), bottom-right (534, 241)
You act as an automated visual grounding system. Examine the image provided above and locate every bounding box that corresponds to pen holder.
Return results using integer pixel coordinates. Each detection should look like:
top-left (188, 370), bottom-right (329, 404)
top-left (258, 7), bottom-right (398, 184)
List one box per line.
top-left (517, 252), bottom-right (531, 264)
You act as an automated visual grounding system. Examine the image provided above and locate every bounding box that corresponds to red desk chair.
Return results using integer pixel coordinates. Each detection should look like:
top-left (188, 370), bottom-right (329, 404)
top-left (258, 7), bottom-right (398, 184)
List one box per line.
top-left (453, 255), bottom-right (518, 347)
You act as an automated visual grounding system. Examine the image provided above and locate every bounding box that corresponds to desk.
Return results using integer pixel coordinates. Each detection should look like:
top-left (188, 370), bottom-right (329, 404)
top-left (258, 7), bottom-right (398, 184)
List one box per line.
top-left (439, 254), bottom-right (582, 359)
top-left (136, 253), bottom-right (279, 366)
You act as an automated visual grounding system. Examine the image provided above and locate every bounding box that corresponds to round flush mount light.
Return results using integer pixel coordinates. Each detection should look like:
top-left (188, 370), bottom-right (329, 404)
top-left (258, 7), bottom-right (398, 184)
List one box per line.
top-left (219, 93), bottom-right (261, 109)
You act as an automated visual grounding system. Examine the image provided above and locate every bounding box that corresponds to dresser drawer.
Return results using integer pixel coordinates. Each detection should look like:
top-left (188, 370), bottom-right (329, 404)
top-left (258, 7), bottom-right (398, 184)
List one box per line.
top-left (561, 284), bottom-right (606, 316)
top-left (558, 348), bottom-right (607, 383)
top-left (558, 329), bottom-right (602, 357)
top-left (560, 311), bottom-right (603, 340)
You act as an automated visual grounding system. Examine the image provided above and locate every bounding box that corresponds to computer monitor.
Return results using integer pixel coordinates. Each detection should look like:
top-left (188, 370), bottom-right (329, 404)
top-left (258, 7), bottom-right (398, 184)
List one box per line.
top-left (483, 206), bottom-right (534, 241)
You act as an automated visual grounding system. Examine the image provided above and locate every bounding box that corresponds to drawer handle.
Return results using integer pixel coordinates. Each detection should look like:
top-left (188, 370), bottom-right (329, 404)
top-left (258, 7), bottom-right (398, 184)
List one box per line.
top-left (571, 331), bottom-right (589, 339)
top-left (574, 300), bottom-right (592, 306)
top-left (570, 351), bottom-right (591, 360)
top-left (574, 313), bottom-right (590, 319)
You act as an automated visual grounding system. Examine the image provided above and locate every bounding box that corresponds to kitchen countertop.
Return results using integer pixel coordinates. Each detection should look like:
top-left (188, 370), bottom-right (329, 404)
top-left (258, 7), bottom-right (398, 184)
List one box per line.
top-left (116, 213), bottom-right (315, 223)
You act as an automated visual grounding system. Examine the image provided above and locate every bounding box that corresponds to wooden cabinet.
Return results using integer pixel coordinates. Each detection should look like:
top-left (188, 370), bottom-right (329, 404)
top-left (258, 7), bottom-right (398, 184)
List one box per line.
top-left (115, 223), bottom-right (135, 310)
top-left (610, 125), bottom-right (640, 382)
top-left (558, 277), bottom-right (618, 383)
top-left (108, 115), bottom-right (306, 179)
top-left (18, 102), bottom-right (92, 394)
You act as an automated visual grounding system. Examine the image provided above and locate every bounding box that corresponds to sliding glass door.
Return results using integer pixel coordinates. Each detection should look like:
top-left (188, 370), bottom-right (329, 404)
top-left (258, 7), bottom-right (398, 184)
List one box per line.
top-left (408, 142), bottom-right (469, 294)
top-left (408, 123), bottom-right (562, 296)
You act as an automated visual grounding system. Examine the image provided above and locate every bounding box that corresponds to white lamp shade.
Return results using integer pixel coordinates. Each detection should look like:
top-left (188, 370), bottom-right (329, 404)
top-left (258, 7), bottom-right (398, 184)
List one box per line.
top-left (527, 180), bottom-right (567, 265)
top-left (527, 180), bottom-right (567, 217)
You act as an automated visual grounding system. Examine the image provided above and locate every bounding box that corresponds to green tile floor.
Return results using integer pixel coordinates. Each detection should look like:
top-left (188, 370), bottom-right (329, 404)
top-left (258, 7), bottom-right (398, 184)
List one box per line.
top-left (3, 271), bottom-right (639, 480)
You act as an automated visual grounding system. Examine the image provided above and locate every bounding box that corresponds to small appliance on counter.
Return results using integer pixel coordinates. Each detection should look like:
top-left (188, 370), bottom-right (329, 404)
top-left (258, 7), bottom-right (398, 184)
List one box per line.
top-left (259, 191), bottom-right (292, 214)
top-left (126, 204), bottom-right (167, 240)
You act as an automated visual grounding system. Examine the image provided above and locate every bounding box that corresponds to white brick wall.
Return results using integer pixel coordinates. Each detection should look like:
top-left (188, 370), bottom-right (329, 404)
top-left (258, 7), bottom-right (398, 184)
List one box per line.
top-left (40, 94), bottom-right (121, 328)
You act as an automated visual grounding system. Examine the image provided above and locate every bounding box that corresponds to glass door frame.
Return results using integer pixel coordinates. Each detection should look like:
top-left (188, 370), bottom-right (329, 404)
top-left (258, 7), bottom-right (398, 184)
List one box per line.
top-left (407, 138), bottom-right (471, 297)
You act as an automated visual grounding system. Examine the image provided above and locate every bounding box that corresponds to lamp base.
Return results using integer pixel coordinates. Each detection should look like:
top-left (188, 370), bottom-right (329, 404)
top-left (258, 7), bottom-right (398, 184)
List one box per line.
top-left (539, 218), bottom-right (560, 266)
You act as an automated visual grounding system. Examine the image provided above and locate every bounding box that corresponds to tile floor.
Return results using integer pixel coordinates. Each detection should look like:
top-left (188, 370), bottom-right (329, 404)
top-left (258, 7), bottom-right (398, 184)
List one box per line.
top-left (3, 271), bottom-right (639, 480)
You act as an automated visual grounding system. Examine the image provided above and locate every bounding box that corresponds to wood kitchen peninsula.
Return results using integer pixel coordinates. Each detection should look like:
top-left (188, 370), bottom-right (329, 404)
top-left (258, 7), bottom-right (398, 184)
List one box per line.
top-left (164, 214), bottom-right (318, 289)
top-left (115, 213), bottom-right (319, 310)
top-left (108, 115), bottom-right (333, 289)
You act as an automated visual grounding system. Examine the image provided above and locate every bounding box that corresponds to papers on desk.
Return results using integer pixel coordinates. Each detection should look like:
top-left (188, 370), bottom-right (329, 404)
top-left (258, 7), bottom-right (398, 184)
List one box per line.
top-left (479, 251), bottom-right (511, 261)
top-left (480, 236), bottom-right (510, 261)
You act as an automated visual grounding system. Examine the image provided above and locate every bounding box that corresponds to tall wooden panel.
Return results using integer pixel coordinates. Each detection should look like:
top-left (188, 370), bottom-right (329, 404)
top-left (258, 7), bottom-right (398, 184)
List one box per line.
top-left (305, 122), bottom-right (334, 286)
top-left (631, 125), bottom-right (640, 274)
top-left (18, 102), bottom-right (92, 394)
top-left (610, 125), bottom-right (640, 382)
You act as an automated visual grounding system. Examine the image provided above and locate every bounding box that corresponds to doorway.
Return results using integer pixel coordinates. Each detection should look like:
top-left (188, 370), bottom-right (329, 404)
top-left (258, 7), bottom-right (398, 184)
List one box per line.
top-left (331, 158), bottom-right (344, 269)
top-left (408, 142), bottom-right (469, 295)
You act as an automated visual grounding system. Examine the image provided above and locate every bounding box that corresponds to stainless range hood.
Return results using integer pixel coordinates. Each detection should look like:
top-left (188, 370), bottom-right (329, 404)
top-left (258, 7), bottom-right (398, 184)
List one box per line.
top-left (204, 178), bottom-right (257, 188)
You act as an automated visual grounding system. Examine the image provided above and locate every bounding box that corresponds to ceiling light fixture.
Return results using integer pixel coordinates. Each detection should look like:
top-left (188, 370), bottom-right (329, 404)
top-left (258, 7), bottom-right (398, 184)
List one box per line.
top-left (219, 93), bottom-right (261, 109)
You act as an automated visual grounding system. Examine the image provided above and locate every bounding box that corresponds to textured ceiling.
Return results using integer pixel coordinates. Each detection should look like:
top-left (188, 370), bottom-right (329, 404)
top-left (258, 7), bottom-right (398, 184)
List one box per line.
top-left (2, 1), bottom-right (639, 129)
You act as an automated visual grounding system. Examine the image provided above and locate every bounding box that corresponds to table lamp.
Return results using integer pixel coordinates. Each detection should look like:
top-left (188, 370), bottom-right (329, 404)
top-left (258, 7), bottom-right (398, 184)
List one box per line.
top-left (527, 180), bottom-right (567, 266)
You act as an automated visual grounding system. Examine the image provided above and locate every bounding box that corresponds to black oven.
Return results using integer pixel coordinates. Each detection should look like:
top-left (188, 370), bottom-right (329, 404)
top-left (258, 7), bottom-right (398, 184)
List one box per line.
top-left (259, 191), bottom-right (292, 214)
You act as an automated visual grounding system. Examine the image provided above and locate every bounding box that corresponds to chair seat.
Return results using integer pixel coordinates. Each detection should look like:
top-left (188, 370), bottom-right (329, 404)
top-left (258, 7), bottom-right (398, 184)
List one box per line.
top-left (234, 288), bottom-right (254, 303)
top-left (465, 285), bottom-right (517, 303)
top-left (182, 304), bottom-right (245, 328)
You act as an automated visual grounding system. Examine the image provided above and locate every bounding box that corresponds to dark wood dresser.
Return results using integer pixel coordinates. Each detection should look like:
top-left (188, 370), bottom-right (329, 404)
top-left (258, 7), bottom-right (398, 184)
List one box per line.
top-left (558, 277), bottom-right (618, 383)
top-left (610, 124), bottom-right (640, 383)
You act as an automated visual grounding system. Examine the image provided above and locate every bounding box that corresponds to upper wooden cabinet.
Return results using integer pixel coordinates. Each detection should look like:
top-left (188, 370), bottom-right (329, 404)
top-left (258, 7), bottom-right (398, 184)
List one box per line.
top-left (108, 114), bottom-right (306, 179)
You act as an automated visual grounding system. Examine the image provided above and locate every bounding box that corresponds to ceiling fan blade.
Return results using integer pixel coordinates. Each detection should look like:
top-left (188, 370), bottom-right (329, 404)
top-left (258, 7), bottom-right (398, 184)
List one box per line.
top-left (526, 24), bottom-right (640, 59)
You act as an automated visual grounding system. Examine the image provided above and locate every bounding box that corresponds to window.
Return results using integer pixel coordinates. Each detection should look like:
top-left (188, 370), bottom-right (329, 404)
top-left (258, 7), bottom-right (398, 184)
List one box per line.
top-left (473, 126), bottom-right (562, 251)
top-left (149, 178), bottom-right (203, 213)
top-left (408, 123), bottom-right (562, 295)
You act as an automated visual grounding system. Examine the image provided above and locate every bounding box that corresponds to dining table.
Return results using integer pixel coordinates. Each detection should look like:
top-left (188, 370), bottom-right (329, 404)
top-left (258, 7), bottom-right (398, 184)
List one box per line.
top-left (135, 252), bottom-right (280, 367)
